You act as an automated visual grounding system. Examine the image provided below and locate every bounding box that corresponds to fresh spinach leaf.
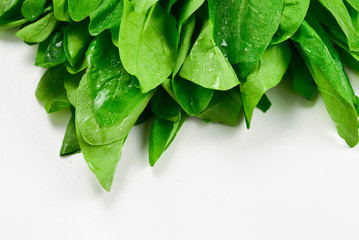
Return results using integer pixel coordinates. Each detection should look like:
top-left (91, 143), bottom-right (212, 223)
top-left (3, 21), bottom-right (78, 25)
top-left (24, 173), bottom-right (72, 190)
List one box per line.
top-left (76, 74), bottom-right (154, 146)
top-left (292, 20), bottom-right (359, 147)
top-left (64, 70), bottom-right (84, 107)
top-left (272, 0), bottom-right (310, 44)
top-left (149, 112), bottom-right (186, 166)
top-left (35, 30), bottom-right (67, 68)
top-left (68, 0), bottom-right (102, 22)
top-left (177, 0), bottom-right (204, 32)
top-left (179, 19), bottom-right (240, 90)
top-left (131, 0), bottom-right (159, 13)
top-left (76, 120), bottom-right (126, 192)
top-left (241, 42), bottom-right (291, 128)
top-left (0, 0), bottom-right (24, 24)
top-left (21, 0), bottom-right (46, 21)
top-left (150, 87), bottom-right (181, 122)
top-left (119, 1), bottom-right (178, 92)
top-left (173, 76), bottom-right (214, 116)
top-left (89, 0), bottom-right (123, 36)
top-left (35, 65), bottom-right (70, 113)
top-left (60, 108), bottom-right (81, 156)
top-left (16, 12), bottom-right (57, 43)
top-left (63, 20), bottom-right (92, 66)
top-left (53, 0), bottom-right (71, 22)
top-left (87, 32), bottom-right (152, 127)
top-left (208, 0), bottom-right (283, 78)
top-left (173, 14), bottom-right (196, 77)
top-left (198, 88), bottom-right (242, 126)
top-left (290, 48), bottom-right (315, 100)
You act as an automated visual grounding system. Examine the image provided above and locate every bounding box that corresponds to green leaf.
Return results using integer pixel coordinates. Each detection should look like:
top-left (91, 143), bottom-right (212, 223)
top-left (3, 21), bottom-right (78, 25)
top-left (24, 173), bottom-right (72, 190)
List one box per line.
top-left (272, 0), bottom-right (310, 44)
top-left (173, 14), bottom-right (196, 77)
top-left (89, 0), bottom-right (123, 36)
top-left (241, 42), bottom-right (291, 128)
top-left (173, 76), bottom-right (214, 116)
top-left (35, 65), bottom-right (70, 113)
top-left (131, 0), bottom-right (159, 13)
top-left (150, 87), bottom-right (181, 122)
top-left (76, 120), bottom-right (126, 192)
top-left (198, 88), bottom-right (242, 127)
top-left (53, 0), bottom-right (71, 22)
top-left (64, 54), bottom-right (88, 74)
top-left (179, 19), bottom-right (240, 90)
top-left (292, 20), bottom-right (359, 147)
top-left (87, 32), bottom-right (152, 127)
top-left (64, 71), bottom-right (84, 107)
top-left (16, 12), bottom-right (57, 43)
top-left (76, 73), bottom-right (154, 146)
top-left (119, 1), bottom-right (178, 92)
top-left (314, 0), bottom-right (359, 51)
top-left (60, 109), bottom-right (81, 156)
top-left (346, 0), bottom-right (359, 11)
top-left (0, 0), bottom-right (23, 24)
top-left (21, 0), bottom-right (46, 21)
top-left (149, 113), bottom-right (186, 167)
top-left (290, 48), bottom-right (315, 100)
top-left (208, 0), bottom-right (283, 78)
top-left (178, 0), bottom-right (204, 32)
top-left (68, 0), bottom-right (102, 22)
top-left (35, 31), bottom-right (67, 68)
top-left (63, 20), bottom-right (92, 66)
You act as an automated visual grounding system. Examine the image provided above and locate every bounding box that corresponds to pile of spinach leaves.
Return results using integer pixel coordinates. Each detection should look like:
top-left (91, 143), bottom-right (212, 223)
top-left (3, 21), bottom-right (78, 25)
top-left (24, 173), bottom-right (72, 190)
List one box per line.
top-left (1, 0), bottom-right (359, 191)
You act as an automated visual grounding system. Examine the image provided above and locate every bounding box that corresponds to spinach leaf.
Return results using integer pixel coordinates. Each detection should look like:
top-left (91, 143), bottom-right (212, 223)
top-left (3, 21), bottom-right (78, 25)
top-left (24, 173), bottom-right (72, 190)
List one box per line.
top-left (119, 1), bottom-right (178, 92)
top-left (0, 0), bottom-right (24, 24)
top-left (208, 0), bottom-right (283, 78)
top-left (173, 14), bottom-right (196, 77)
top-left (346, 0), bottom-right (359, 11)
top-left (131, 0), bottom-right (159, 13)
top-left (87, 32), bottom-right (152, 127)
top-left (173, 76), bottom-right (214, 116)
top-left (150, 87), bottom-right (181, 122)
top-left (292, 20), bottom-right (359, 147)
top-left (161, 79), bottom-right (178, 102)
top-left (68, 0), bottom-right (102, 22)
top-left (35, 65), bottom-right (71, 113)
top-left (76, 74), bottom-right (153, 146)
top-left (63, 20), bottom-right (92, 66)
top-left (179, 19), bottom-right (240, 90)
top-left (64, 70), bottom-right (83, 107)
top-left (135, 105), bottom-right (153, 125)
top-left (290, 47), bottom-right (315, 100)
top-left (272, 0), bottom-right (310, 44)
top-left (65, 54), bottom-right (88, 74)
top-left (334, 39), bottom-right (359, 72)
top-left (60, 108), bottom-right (81, 156)
top-left (21, 0), bottom-right (46, 21)
top-left (35, 31), bottom-right (67, 68)
top-left (198, 88), bottom-right (242, 127)
top-left (166, 0), bottom-right (178, 12)
top-left (177, 0), bottom-right (204, 32)
top-left (76, 120), bottom-right (126, 192)
top-left (149, 113), bottom-right (186, 166)
top-left (89, 0), bottom-right (123, 36)
top-left (241, 42), bottom-right (291, 128)
top-left (53, 0), bottom-right (71, 22)
top-left (16, 12), bottom-right (57, 43)
top-left (316, 0), bottom-right (359, 51)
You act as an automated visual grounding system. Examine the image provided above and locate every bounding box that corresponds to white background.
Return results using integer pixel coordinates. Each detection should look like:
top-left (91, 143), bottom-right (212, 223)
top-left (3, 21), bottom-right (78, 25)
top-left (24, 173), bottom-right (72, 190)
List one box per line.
top-left (1, 29), bottom-right (359, 240)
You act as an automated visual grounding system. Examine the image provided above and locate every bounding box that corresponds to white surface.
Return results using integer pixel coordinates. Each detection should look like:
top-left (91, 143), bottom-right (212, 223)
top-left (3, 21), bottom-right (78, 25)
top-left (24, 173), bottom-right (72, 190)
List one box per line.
top-left (1, 30), bottom-right (359, 240)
